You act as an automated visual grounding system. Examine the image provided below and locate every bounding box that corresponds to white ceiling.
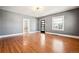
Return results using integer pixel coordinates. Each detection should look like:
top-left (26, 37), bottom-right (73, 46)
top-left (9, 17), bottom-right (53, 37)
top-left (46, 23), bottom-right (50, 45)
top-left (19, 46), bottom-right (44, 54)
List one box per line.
top-left (0, 6), bottom-right (78, 17)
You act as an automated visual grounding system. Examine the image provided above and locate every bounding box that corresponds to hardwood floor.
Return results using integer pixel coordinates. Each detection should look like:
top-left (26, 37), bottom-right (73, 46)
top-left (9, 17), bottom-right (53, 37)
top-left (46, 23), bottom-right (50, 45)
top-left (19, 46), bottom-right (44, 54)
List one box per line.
top-left (0, 32), bottom-right (79, 53)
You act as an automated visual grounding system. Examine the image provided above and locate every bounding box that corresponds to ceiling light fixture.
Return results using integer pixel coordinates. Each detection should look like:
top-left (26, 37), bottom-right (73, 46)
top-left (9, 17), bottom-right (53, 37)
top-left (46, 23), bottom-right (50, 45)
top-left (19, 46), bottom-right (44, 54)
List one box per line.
top-left (32, 6), bottom-right (44, 12)
top-left (32, 6), bottom-right (44, 17)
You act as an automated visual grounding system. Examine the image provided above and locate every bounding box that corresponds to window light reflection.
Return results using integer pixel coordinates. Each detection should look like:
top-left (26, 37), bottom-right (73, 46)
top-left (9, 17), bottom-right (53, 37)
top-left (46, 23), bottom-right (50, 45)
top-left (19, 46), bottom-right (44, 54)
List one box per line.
top-left (53, 39), bottom-right (64, 52)
top-left (40, 33), bottom-right (46, 47)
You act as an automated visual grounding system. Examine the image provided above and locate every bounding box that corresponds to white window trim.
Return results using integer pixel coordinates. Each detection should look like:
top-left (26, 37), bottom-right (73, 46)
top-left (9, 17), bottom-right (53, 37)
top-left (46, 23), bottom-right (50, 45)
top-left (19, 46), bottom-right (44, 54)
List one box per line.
top-left (52, 16), bottom-right (64, 31)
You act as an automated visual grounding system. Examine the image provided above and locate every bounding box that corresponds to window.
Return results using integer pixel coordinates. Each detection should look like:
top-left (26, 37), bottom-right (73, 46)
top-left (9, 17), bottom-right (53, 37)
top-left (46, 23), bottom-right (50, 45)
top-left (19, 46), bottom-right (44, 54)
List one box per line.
top-left (52, 16), bottom-right (64, 31)
top-left (23, 18), bottom-right (30, 33)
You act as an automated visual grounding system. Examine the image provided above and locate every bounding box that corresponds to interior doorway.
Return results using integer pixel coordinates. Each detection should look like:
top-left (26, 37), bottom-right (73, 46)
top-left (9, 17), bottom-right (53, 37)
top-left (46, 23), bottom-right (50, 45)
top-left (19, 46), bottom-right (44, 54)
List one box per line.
top-left (41, 20), bottom-right (45, 33)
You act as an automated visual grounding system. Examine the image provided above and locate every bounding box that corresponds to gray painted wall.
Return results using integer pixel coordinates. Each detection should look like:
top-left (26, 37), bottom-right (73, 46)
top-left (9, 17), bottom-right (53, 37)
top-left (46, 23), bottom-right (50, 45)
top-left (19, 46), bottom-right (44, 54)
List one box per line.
top-left (0, 9), bottom-right (38, 35)
top-left (0, 10), bottom-right (2, 35)
top-left (39, 8), bottom-right (79, 36)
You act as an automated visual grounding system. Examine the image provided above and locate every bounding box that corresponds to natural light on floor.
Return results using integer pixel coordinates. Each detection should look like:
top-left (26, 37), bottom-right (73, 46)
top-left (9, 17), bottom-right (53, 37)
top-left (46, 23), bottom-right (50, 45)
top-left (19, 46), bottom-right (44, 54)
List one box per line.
top-left (52, 39), bottom-right (64, 52)
top-left (40, 33), bottom-right (46, 47)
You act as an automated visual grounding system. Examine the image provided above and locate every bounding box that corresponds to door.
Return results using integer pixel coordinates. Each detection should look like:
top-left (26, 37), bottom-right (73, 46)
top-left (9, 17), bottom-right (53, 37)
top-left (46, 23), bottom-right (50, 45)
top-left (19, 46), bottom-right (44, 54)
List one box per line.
top-left (41, 20), bottom-right (45, 33)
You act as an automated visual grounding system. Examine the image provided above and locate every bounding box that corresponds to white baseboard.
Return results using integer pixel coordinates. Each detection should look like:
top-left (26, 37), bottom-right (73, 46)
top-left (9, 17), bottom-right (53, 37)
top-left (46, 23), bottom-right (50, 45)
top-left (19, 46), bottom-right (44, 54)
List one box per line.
top-left (0, 33), bottom-right (23, 38)
top-left (29, 31), bottom-right (40, 33)
top-left (0, 31), bottom-right (39, 39)
top-left (46, 32), bottom-right (79, 39)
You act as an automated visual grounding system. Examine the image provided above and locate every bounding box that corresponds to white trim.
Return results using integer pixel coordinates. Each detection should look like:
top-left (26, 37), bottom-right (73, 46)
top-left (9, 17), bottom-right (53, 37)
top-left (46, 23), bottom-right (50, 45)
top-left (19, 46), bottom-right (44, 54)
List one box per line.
top-left (29, 31), bottom-right (40, 33)
top-left (46, 32), bottom-right (79, 39)
top-left (0, 31), bottom-right (39, 39)
top-left (0, 33), bottom-right (23, 38)
top-left (23, 31), bottom-right (39, 34)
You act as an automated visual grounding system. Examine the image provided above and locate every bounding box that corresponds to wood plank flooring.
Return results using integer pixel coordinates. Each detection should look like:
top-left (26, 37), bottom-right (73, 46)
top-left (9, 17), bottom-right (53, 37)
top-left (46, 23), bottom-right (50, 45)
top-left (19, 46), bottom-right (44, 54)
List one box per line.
top-left (0, 32), bottom-right (79, 53)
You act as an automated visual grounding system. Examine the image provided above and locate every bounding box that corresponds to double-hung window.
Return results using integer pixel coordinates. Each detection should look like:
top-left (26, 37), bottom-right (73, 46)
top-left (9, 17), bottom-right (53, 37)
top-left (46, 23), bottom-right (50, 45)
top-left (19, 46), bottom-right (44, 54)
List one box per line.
top-left (52, 16), bottom-right (64, 31)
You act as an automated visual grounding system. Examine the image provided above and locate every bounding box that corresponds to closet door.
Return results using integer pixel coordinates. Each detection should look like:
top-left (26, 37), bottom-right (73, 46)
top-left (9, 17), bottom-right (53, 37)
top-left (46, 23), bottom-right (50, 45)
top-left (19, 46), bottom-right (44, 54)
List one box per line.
top-left (41, 20), bottom-right (45, 33)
